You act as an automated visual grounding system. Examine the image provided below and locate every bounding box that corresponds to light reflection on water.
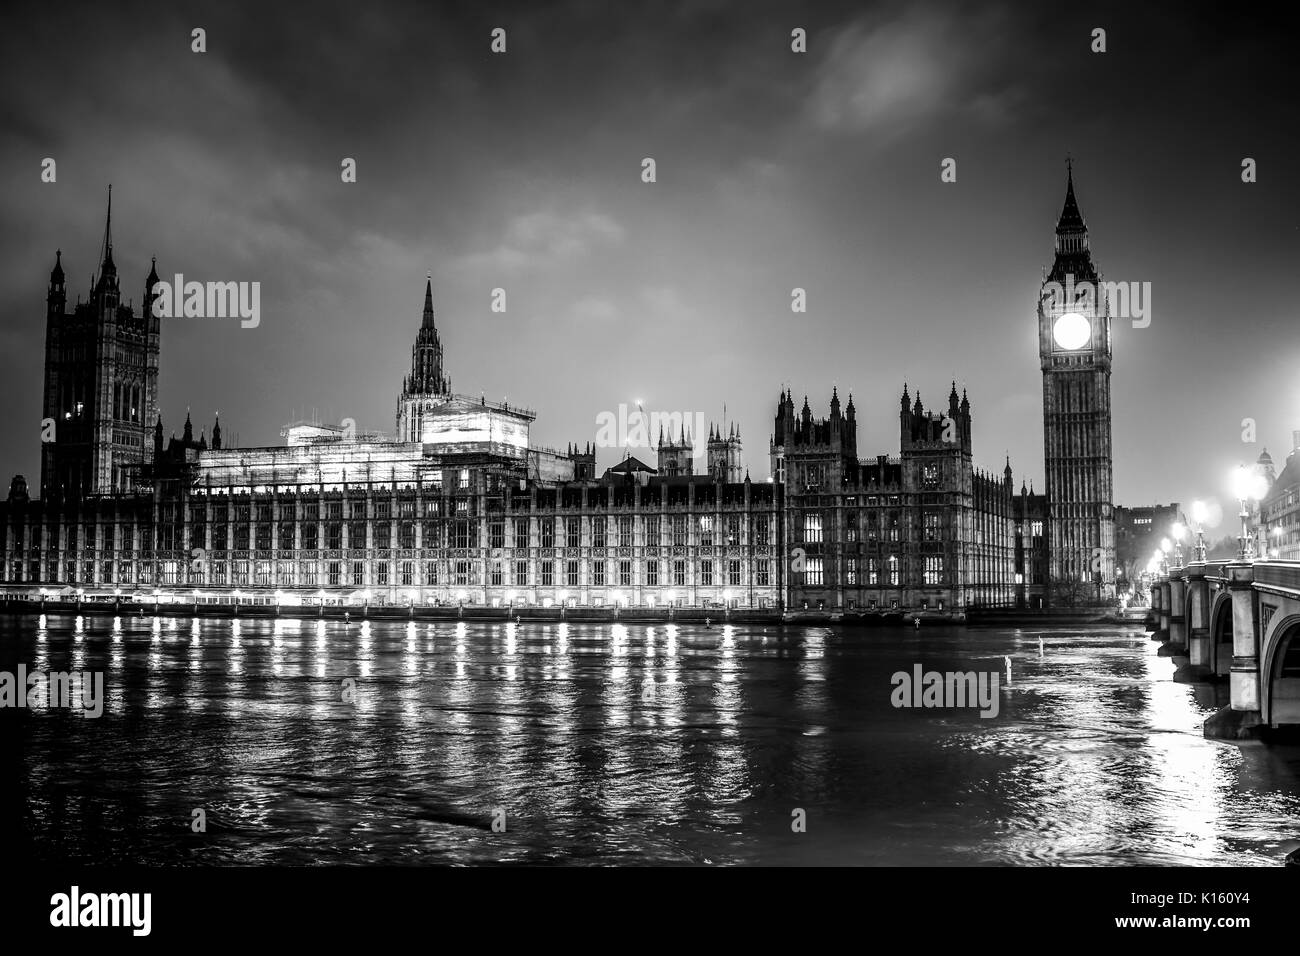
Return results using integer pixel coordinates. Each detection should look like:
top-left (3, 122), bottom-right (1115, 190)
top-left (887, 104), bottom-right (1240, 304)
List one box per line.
top-left (4, 614), bottom-right (1299, 866)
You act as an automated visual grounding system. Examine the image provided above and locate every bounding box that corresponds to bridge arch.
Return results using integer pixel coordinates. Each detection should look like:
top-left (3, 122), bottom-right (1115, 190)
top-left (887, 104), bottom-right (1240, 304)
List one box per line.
top-left (1208, 590), bottom-right (1233, 678)
top-left (1261, 615), bottom-right (1300, 728)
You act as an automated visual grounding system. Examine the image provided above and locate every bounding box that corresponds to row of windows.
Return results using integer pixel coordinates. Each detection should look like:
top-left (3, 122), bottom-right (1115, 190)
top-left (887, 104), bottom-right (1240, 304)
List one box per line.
top-left (9, 513), bottom-right (775, 552)
top-left (802, 511), bottom-right (927, 544)
top-left (801, 555), bottom-right (922, 586)
top-left (5, 557), bottom-right (774, 589)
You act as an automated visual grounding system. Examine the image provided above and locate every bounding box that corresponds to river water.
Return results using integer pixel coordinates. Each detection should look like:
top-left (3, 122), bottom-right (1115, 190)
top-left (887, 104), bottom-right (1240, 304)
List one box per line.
top-left (4, 613), bottom-right (1299, 865)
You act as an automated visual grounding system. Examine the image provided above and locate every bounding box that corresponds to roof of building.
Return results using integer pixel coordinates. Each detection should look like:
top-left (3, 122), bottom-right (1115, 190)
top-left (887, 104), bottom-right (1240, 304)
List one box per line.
top-left (602, 455), bottom-right (656, 477)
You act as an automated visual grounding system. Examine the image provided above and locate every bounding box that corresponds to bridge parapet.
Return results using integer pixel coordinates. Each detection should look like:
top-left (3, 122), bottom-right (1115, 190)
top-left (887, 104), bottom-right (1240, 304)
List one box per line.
top-left (1153, 560), bottom-right (1300, 741)
top-left (1250, 561), bottom-right (1300, 596)
top-left (1200, 560), bottom-right (1226, 581)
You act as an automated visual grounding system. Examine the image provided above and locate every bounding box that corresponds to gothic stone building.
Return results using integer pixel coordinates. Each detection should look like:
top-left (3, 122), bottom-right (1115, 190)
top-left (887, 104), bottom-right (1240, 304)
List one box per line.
top-left (3, 171), bottom-right (1106, 613)
top-left (4, 235), bottom-right (783, 609)
top-left (769, 385), bottom-right (1020, 612)
top-left (41, 190), bottom-right (161, 498)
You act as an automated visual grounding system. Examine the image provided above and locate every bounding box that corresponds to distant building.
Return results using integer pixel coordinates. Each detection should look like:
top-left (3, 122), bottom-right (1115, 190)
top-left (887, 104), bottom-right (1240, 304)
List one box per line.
top-left (1014, 482), bottom-right (1049, 608)
top-left (1114, 503), bottom-right (1182, 586)
top-left (1261, 435), bottom-right (1300, 560)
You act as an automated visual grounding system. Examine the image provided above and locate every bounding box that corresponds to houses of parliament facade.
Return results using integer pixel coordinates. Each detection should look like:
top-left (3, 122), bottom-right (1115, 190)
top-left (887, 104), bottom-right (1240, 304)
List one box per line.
top-left (0, 172), bottom-right (1116, 614)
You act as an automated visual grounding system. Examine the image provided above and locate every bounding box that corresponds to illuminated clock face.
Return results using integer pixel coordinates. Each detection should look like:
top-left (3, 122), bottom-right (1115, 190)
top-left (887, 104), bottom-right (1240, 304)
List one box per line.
top-left (1052, 312), bottom-right (1091, 350)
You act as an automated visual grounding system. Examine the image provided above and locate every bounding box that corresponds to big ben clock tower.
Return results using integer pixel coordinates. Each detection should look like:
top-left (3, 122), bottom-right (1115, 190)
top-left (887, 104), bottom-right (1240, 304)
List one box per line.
top-left (1038, 163), bottom-right (1115, 601)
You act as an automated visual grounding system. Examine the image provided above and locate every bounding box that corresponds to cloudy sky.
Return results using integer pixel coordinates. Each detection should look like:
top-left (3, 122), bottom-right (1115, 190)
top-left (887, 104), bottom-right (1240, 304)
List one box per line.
top-left (1, 0), bottom-right (1295, 531)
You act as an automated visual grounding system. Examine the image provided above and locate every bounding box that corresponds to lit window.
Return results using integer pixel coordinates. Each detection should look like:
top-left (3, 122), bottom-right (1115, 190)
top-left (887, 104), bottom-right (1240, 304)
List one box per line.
top-left (804, 514), bottom-right (823, 544)
top-left (805, 557), bottom-right (823, 586)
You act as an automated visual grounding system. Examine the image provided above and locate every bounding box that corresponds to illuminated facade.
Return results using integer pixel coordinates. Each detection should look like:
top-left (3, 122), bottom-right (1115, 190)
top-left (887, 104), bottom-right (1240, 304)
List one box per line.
top-left (4, 176), bottom-right (1099, 614)
top-left (3, 241), bottom-right (782, 608)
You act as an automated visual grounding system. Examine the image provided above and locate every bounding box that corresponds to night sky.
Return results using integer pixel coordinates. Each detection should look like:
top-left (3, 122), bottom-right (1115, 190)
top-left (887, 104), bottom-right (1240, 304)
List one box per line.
top-left (1, 1), bottom-right (1295, 534)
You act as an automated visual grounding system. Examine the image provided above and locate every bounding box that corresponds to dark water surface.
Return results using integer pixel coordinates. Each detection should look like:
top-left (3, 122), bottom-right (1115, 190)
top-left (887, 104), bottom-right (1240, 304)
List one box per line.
top-left (4, 613), bottom-right (1299, 865)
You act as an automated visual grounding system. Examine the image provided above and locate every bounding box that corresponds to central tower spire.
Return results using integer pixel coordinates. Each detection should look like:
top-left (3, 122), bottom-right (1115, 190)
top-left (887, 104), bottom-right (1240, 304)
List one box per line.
top-left (406, 273), bottom-right (448, 394)
top-left (422, 273), bottom-right (435, 330)
top-left (396, 274), bottom-right (451, 440)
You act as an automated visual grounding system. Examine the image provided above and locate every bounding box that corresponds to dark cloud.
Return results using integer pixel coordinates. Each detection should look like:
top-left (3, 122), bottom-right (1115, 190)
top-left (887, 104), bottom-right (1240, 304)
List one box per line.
top-left (0, 1), bottom-right (1295, 519)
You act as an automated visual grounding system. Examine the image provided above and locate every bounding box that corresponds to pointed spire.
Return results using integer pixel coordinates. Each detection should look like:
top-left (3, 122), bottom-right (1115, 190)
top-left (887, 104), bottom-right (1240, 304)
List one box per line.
top-left (99, 185), bottom-right (115, 275)
top-left (50, 249), bottom-right (64, 284)
top-left (422, 273), bottom-right (435, 329)
top-left (146, 255), bottom-right (159, 287)
top-left (1056, 160), bottom-right (1086, 234)
top-left (183, 412), bottom-right (193, 443)
top-left (901, 382), bottom-right (910, 408)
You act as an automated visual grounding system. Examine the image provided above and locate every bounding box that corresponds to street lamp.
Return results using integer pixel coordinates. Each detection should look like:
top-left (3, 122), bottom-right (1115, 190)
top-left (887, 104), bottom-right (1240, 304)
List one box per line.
top-left (1231, 465), bottom-right (1268, 560)
top-left (1171, 522), bottom-right (1186, 567)
top-left (1191, 500), bottom-right (1208, 562)
top-left (1159, 537), bottom-right (1171, 575)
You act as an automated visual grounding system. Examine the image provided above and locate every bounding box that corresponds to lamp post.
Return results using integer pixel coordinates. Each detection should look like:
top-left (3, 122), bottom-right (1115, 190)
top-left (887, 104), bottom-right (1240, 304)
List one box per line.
top-left (1171, 522), bottom-right (1186, 568)
top-left (1159, 538), bottom-right (1171, 575)
top-left (1233, 465), bottom-right (1251, 559)
top-left (1191, 500), bottom-right (1208, 563)
top-left (1232, 464), bottom-right (1269, 560)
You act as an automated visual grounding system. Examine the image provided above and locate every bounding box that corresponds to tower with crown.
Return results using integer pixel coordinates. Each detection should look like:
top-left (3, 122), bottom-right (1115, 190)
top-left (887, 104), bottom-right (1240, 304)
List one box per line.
top-left (770, 386), bottom-right (857, 494)
top-left (656, 423), bottom-right (695, 477)
top-left (40, 187), bottom-right (162, 498)
top-left (706, 422), bottom-right (743, 482)
top-left (1038, 163), bottom-right (1115, 600)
